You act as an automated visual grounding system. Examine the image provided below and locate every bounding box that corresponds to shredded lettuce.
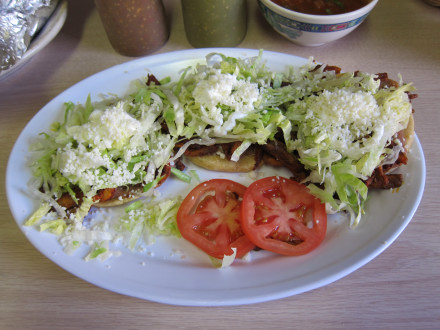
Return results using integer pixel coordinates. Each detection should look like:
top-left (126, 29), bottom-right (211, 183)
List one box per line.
top-left (118, 197), bottom-right (182, 250)
top-left (170, 167), bottom-right (192, 183)
top-left (24, 202), bottom-right (51, 226)
top-left (209, 247), bottom-right (237, 268)
top-left (85, 242), bottom-right (108, 261)
top-left (30, 84), bottom-right (175, 203)
top-left (39, 219), bottom-right (67, 235)
top-left (284, 71), bottom-right (414, 226)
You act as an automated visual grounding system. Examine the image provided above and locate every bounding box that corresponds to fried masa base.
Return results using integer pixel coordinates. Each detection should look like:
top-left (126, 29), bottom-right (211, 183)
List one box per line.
top-left (186, 152), bottom-right (258, 173)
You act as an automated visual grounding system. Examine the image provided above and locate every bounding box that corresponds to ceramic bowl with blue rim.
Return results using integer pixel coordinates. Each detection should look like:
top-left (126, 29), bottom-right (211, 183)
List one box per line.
top-left (258, 0), bottom-right (379, 46)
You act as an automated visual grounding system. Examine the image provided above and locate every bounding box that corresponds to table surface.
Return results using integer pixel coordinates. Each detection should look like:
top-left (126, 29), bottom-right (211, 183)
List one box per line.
top-left (1, 0), bottom-right (439, 328)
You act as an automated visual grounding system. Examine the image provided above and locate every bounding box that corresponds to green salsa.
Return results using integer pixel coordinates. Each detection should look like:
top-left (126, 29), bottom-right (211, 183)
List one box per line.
top-left (181, 0), bottom-right (247, 48)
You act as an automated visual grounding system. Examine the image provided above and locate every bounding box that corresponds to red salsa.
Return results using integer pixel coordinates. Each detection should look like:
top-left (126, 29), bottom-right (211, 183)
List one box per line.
top-left (271, 0), bottom-right (371, 15)
top-left (95, 0), bottom-right (169, 56)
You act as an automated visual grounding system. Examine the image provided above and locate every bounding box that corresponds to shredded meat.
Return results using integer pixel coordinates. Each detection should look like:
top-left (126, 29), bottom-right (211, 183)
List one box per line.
top-left (56, 189), bottom-right (83, 210)
top-left (56, 185), bottom-right (138, 210)
top-left (174, 158), bottom-right (186, 171)
top-left (364, 166), bottom-right (403, 189)
top-left (220, 141), bottom-right (242, 160)
top-left (312, 64), bottom-right (342, 74)
top-left (375, 72), bottom-right (399, 89)
top-left (55, 161), bottom-right (174, 211)
top-left (261, 140), bottom-right (308, 182)
top-left (175, 141), bottom-right (218, 157)
top-left (146, 74), bottom-right (161, 86)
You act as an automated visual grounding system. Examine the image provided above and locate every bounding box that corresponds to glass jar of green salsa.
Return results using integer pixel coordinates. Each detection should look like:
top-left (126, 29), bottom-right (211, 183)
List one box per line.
top-left (181, 0), bottom-right (248, 48)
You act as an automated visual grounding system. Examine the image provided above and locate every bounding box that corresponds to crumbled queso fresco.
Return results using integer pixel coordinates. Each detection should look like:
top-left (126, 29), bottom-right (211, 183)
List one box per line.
top-left (192, 71), bottom-right (261, 135)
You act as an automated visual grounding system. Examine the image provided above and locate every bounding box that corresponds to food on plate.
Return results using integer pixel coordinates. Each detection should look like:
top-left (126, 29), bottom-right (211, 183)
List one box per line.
top-left (241, 176), bottom-right (327, 256)
top-left (176, 54), bottom-right (416, 226)
top-left (24, 51), bottom-right (417, 263)
top-left (27, 76), bottom-right (176, 217)
top-left (176, 179), bottom-right (255, 261)
top-left (184, 143), bottom-right (262, 172)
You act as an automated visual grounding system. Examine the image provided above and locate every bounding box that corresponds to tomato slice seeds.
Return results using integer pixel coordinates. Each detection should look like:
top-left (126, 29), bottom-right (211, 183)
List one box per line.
top-left (177, 176), bottom-right (327, 261)
top-left (176, 179), bottom-right (255, 259)
top-left (241, 176), bottom-right (327, 256)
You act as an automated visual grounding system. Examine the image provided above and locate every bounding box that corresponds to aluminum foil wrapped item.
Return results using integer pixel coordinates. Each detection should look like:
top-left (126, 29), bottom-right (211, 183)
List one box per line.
top-left (0, 0), bottom-right (59, 71)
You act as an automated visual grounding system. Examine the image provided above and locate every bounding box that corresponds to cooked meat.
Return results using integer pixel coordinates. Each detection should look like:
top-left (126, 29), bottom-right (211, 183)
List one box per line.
top-left (364, 166), bottom-right (403, 189)
top-left (261, 140), bottom-right (308, 182)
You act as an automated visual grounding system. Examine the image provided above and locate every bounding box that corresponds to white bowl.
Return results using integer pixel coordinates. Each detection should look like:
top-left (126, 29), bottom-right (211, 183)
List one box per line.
top-left (258, 0), bottom-right (379, 46)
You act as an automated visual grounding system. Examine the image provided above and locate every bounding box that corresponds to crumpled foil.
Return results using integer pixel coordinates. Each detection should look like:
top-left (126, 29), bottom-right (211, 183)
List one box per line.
top-left (0, 0), bottom-right (59, 71)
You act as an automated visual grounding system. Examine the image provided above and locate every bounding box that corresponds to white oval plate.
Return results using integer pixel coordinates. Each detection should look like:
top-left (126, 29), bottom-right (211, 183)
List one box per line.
top-left (6, 49), bottom-right (426, 306)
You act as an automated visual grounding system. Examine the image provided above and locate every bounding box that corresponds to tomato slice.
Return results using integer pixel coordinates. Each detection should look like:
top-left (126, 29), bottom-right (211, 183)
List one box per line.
top-left (176, 179), bottom-right (255, 259)
top-left (241, 176), bottom-right (327, 256)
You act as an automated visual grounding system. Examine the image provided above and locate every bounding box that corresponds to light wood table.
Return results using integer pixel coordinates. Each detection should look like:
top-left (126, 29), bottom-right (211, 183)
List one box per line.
top-left (1, 0), bottom-right (439, 328)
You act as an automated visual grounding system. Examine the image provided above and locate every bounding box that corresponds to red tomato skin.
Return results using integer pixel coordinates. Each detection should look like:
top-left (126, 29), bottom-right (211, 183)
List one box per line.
top-left (177, 179), bottom-right (255, 259)
top-left (241, 176), bottom-right (327, 256)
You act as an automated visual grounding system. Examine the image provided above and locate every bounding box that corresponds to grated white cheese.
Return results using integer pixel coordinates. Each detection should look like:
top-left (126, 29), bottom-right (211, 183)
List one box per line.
top-left (192, 70), bottom-right (261, 135)
top-left (54, 99), bottom-right (174, 190)
top-left (67, 102), bottom-right (141, 150)
top-left (304, 89), bottom-right (382, 159)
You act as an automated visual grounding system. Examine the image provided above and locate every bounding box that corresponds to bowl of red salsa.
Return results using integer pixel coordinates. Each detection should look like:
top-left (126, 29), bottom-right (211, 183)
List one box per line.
top-left (258, 0), bottom-right (379, 46)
